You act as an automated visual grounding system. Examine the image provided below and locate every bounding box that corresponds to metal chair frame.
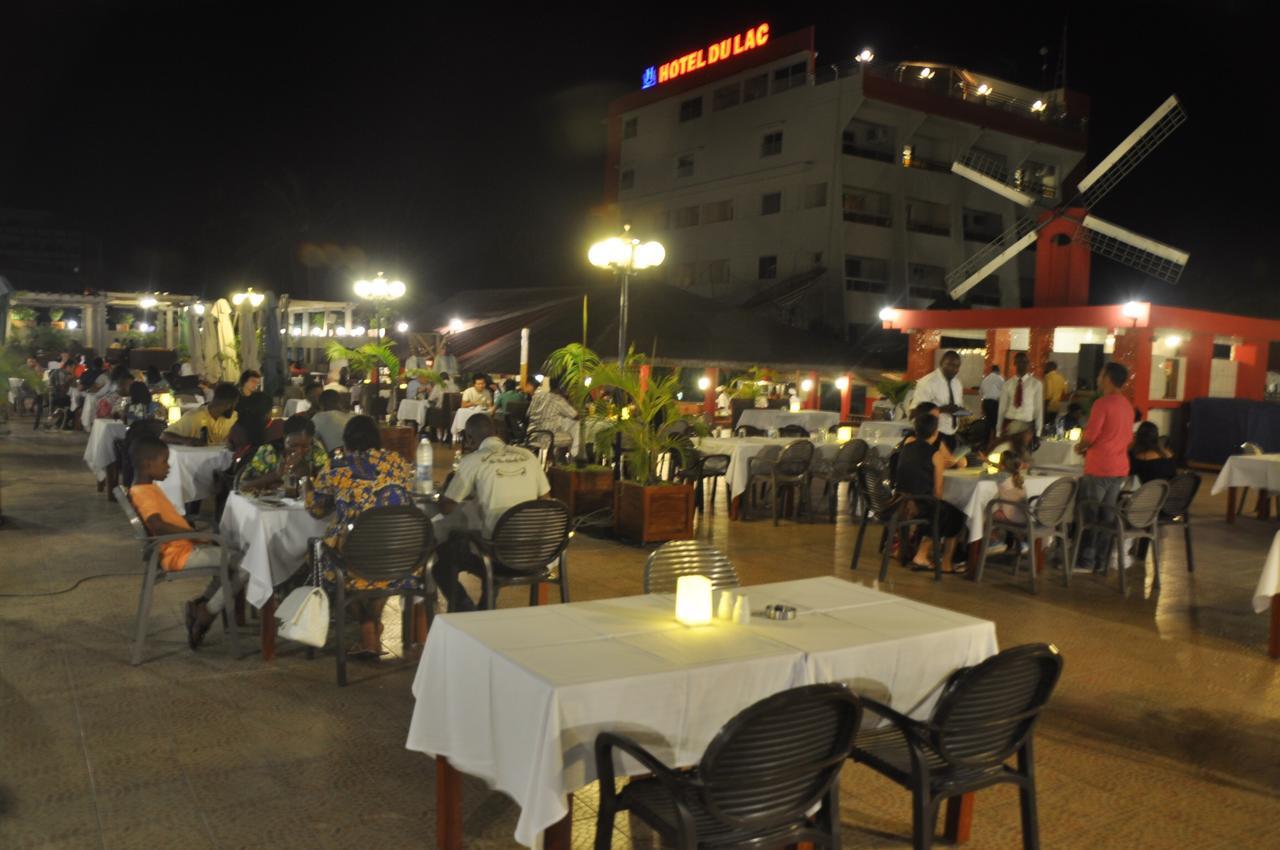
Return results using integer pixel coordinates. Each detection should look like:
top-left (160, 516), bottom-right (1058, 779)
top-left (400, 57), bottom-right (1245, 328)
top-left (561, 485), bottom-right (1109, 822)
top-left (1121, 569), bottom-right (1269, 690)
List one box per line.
top-left (470, 499), bottom-right (572, 610)
top-left (116, 485), bottom-right (241, 665)
top-left (643, 540), bottom-right (739, 594)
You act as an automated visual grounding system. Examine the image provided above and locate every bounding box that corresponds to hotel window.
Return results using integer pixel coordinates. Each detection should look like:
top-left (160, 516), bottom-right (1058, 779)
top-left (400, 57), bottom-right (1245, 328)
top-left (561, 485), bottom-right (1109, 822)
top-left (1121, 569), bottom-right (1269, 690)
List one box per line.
top-left (676, 154), bottom-right (694, 178)
top-left (702, 199), bottom-right (734, 224)
top-left (962, 208), bottom-right (1003, 242)
top-left (803, 182), bottom-right (828, 208)
top-left (674, 262), bottom-right (697, 288)
top-left (743, 73), bottom-right (768, 101)
top-left (622, 117), bottom-right (638, 139)
top-left (903, 135), bottom-right (949, 172)
top-left (673, 206), bottom-right (700, 228)
top-left (713, 83), bottom-right (741, 111)
top-left (619, 169), bottom-right (635, 191)
top-left (679, 96), bottom-right (703, 122)
top-left (842, 186), bottom-right (891, 227)
top-left (905, 198), bottom-right (950, 236)
top-left (758, 256), bottom-right (778, 279)
top-left (760, 131), bottom-right (783, 157)
top-left (761, 192), bottom-right (782, 215)
top-left (908, 263), bottom-right (948, 302)
top-left (772, 61), bottom-right (807, 93)
top-left (844, 256), bottom-right (890, 293)
top-left (1014, 159), bottom-right (1058, 200)
top-left (842, 119), bottom-right (895, 162)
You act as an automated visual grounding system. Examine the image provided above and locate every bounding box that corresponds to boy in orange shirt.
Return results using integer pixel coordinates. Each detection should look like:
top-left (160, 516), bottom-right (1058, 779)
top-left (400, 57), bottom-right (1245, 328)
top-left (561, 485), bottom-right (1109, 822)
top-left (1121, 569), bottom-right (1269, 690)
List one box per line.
top-left (128, 436), bottom-right (246, 649)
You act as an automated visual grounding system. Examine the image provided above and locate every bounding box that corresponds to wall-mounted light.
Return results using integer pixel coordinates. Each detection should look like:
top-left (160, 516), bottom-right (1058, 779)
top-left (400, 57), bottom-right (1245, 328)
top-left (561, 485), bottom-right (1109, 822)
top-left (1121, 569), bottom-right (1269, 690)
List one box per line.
top-left (1031, 100), bottom-right (1047, 113)
top-left (835, 376), bottom-right (849, 391)
top-left (977, 83), bottom-right (993, 96)
top-left (855, 48), bottom-right (874, 63)
top-left (697, 376), bottom-right (711, 391)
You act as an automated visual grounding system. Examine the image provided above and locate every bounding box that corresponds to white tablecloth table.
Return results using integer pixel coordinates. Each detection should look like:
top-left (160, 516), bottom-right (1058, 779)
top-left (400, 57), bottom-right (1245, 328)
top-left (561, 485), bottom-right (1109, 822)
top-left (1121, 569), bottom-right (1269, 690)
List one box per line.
top-left (450, 406), bottom-right (490, 437)
top-left (158, 445), bottom-right (233, 509)
top-left (406, 576), bottom-right (997, 847)
top-left (396, 398), bottom-right (431, 426)
top-left (83, 419), bottom-right (127, 482)
top-left (219, 491), bottom-right (328, 609)
top-left (942, 469), bottom-right (1073, 544)
top-left (737, 409), bottom-right (839, 434)
top-left (695, 436), bottom-right (843, 502)
top-left (1032, 439), bottom-right (1082, 468)
top-left (283, 398), bottom-right (311, 417)
top-left (1256, 532), bottom-right (1280, 659)
top-left (1210, 454), bottom-right (1280, 523)
top-left (857, 420), bottom-right (913, 444)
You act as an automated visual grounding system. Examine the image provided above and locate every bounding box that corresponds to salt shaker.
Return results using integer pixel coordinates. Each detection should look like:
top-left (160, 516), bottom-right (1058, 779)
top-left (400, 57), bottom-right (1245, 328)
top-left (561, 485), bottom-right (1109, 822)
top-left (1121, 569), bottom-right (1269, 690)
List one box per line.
top-left (732, 595), bottom-right (751, 625)
top-left (716, 590), bottom-right (735, 621)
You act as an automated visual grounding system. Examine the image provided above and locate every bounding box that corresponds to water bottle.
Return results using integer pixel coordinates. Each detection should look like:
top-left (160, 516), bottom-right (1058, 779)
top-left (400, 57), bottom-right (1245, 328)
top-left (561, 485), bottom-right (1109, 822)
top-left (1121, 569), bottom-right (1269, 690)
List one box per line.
top-left (415, 437), bottom-right (435, 494)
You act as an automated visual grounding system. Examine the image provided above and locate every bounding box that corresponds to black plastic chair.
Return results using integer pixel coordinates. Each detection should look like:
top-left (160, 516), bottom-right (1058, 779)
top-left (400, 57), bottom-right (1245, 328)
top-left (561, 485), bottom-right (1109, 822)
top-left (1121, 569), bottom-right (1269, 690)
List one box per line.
top-left (850, 644), bottom-right (1064, 850)
top-left (643, 540), bottom-right (738, 594)
top-left (595, 684), bottom-right (861, 850)
top-left (677, 452), bottom-right (731, 514)
top-left (323, 505), bottom-right (436, 686)
top-left (811, 439), bottom-right (869, 522)
top-left (778, 423), bottom-right (810, 438)
top-left (116, 486), bottom-right (240, 665)
top-left (472, 499), bottom-right (572, 609)
top-left (850, 463), bottom-right (941, 581)
top-left (976, 477), bottom-right (1077, 593)
top-left (748, 440), bottom-right (815, 525)
top-left (1156, 472), bottom-right (1201, 572)
top-left (1073, 479), bottom-right (1169, 593)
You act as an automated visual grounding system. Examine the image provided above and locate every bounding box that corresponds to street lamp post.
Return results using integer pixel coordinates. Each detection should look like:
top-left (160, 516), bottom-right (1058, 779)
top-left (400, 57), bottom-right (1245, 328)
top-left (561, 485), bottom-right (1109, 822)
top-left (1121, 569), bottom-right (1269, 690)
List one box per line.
top-left (588, 225), bottom-right (665, 366)
top-left (352, 272), bottom-right (406, 392)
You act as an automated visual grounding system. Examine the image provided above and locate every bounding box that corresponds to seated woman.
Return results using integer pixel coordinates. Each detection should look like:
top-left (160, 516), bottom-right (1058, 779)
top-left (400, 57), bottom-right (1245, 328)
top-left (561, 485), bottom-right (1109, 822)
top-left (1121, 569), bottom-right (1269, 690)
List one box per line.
top-left (123, 381), bottom-right (164, 425)
top-left (306, 415), bottom-right (416, 659)
top-left (240, 415), bottom-right (329, 492)
top-left (984, 418), bottom-right (1035, 465)
top-left (893, 413), bottom-right (968, 574)
top-left (1130, 421), bottom-right (1177, 483)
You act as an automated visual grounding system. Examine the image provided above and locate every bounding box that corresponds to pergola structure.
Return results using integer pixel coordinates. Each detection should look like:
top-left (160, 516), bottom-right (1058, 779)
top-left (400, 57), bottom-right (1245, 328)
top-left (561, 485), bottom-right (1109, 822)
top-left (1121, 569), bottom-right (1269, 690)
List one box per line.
top-left (2, 289), bottom-right (201, 352)
top-left (881, 302), bottom-right (1280, 421)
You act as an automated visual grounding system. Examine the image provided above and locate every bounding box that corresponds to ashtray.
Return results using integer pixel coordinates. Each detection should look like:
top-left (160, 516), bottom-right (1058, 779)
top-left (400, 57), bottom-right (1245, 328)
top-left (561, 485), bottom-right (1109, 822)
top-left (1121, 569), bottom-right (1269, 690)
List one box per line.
top-left (763, 604), bottom-right (797, 621)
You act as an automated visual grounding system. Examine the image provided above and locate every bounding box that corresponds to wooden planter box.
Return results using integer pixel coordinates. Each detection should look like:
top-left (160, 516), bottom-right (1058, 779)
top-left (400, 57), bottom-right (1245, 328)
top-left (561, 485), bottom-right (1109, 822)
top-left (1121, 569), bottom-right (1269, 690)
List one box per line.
top-left (613, 480), bottom-right (694, 545)
top-left (549, 466), bottom-right (614, 518)
top-left (379, 425), bottom-right (418, 464)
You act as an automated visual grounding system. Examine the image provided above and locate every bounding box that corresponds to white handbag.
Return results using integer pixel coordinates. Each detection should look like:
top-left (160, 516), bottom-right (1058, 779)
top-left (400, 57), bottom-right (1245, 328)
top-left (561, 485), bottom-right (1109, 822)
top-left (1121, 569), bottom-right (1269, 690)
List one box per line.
top-left (276, 541), bottom-right (330, 647)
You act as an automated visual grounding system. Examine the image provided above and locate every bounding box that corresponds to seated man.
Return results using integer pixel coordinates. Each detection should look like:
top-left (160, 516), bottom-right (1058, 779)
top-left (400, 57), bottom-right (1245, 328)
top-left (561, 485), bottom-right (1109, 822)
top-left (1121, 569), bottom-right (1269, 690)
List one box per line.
top-left (428, 372), bottom-right (459, 407)
top-left (164, 382), bottom-right (239, 446)
top-left (434, 414), bottom-right (551, 611)
top-left (239, 415), bottom-right (329, 492)
top-left (460, 373), bottom-right (493, 410)
top-left (128, 436), bottom-right (246, 649)
top-left (494, 378), bottom-right (525, 415)
top-left (311, 389), bottom-right (353, 453)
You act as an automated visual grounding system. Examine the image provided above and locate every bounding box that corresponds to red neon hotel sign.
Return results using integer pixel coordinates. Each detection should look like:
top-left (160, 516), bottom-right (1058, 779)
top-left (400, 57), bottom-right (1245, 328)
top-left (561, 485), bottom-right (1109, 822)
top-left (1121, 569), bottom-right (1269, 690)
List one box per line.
top-left (641, 23), bottom-right (771, 89)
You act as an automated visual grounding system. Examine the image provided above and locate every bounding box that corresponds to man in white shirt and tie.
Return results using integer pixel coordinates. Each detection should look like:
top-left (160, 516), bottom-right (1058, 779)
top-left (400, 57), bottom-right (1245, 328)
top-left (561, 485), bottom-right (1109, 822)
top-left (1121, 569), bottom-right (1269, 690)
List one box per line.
top-left (910, 350), bottom-right (966, 450)
top-left (980, 365), bottom-right (1004, 434)
top-left (998, 352), bottom-right (1044, 437)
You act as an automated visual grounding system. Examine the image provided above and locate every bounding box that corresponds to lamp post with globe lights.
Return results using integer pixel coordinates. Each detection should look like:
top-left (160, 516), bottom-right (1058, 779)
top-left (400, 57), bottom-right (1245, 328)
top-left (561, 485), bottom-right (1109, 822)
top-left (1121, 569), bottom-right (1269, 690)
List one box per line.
top-left (353, 272), bottom-right (406, 340)
top-left (588, 225), bottom-right (665, 366)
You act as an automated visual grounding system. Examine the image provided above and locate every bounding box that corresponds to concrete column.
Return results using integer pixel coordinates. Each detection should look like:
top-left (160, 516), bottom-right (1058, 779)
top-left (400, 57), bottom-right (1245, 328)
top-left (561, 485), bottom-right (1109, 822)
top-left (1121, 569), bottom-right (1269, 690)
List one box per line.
top-left (1182, 334), bottom-right (1215, 400)
top-left (1029, 328), bottom-right (1055, 378)
top-left (702, 367), bottom-right (718, 418)
top-left (1234, 339), bottom-right (1268, 401)
top-left (985, 329), bottom-right (1010, 374)
top-left (805, 370), bottom-right (820, 410)
top-left (839, 373), bottom-right (853, 420)
top-left (1112, 328), bottom-right (1153, 417)
top-left (906, 330), bottom-right (941, 380)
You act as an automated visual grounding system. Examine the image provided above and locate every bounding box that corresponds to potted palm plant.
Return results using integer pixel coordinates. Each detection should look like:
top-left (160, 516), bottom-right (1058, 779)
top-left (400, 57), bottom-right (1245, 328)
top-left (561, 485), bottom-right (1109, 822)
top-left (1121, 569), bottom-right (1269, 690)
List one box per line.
top-left (9, 306), bottom-right (36, 329)
top-left (591, 360), bottom-right (703, 544)
top-left (326, 340), bottom-right (414, 459)
top-left (542, 343), bottom-right (613, 518)
top-left (48, 308), bottom-right (65, 329)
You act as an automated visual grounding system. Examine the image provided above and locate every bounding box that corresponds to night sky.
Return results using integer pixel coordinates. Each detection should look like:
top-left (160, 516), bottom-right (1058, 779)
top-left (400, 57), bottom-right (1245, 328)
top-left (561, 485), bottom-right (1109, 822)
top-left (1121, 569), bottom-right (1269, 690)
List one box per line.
top-left (1, 1), bottom-right (1268, 324)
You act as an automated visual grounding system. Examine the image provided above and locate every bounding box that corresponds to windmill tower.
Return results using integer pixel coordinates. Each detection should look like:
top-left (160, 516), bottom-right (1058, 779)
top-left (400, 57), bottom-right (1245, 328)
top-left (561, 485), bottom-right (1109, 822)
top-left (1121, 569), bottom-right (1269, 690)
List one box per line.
top-left (946, 95), bottom-right (1190, 307)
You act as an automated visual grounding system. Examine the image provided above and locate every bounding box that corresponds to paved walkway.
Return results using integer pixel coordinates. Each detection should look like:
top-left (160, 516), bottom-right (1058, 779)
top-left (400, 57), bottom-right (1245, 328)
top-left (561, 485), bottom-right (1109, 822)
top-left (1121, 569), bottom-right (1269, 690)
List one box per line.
top-left (1, 426), bottom-right (1277, 848)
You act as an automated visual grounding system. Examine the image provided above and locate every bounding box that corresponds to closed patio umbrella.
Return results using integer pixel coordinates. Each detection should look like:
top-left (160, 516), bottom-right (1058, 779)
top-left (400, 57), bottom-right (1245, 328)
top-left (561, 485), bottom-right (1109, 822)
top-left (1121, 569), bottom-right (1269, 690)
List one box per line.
top-left (212, 298), bottom-right (239, 382)
top-left (260, 292), bottom-right (285, 400)
top-left (240, 302), bottom-right (260, 372)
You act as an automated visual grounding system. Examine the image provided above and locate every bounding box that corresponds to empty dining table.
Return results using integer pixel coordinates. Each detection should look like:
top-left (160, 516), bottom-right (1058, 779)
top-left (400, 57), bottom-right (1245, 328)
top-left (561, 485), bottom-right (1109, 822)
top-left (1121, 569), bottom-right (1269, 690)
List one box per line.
top-left (1211, 453), bottom-right (1280, 522)
top-left (736, 409), bottom-right (840, 434)
top-left (406, 575), bottom-right (997, 849)
top-left (694, 435), bottom-right (844, 517)
top-left (83, 418), bottom-right (127, 482)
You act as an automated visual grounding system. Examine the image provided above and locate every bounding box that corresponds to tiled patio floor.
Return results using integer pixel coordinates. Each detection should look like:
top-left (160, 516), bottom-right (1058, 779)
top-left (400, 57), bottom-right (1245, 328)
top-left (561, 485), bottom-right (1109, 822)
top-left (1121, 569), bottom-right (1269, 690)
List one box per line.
top-left (1, 425), bottom-right (1277, 848)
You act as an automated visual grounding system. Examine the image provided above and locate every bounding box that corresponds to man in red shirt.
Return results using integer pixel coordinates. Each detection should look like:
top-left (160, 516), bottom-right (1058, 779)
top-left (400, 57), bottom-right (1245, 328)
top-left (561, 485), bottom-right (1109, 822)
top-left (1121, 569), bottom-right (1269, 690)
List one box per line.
top-left (1073, 362), bottom-right (1135, 572)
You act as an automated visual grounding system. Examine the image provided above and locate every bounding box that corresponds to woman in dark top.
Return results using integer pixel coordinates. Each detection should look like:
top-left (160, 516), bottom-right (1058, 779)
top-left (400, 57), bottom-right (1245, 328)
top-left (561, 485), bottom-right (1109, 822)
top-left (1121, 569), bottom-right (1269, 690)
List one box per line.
top-left (235, 369), bottom-right (273, 448)
top-left (893, 413), bottom-right (968, 573)
top-left (1130, 421), bottom-right (1177, 483)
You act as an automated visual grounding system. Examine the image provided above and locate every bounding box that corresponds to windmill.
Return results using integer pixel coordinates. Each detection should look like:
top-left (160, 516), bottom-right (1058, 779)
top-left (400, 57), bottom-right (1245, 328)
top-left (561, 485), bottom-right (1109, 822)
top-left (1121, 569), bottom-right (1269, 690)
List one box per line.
top-left (946, 95), bottom-right (1189, 307)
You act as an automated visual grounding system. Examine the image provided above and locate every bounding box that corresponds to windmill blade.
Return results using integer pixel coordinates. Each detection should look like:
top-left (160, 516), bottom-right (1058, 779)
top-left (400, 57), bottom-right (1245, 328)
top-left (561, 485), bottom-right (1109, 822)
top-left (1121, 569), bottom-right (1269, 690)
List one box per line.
top-left (946, 213), bottom-right (1042, 298)
top-left (1081, 214), bottom-right (1189, 284)
top-left (952, 161), bottom-right (1037, 207)
top-left (1076, 95), bottom-right (1187, 207)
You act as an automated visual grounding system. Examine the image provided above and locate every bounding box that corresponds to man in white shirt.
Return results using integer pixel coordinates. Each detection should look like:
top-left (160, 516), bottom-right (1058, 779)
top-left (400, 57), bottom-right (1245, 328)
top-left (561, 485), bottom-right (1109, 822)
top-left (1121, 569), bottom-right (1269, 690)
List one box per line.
top-left (910, 350), bottom-right (966, 449)
top-left (433, 415), bottom-right (551, 610)
top-left (980, 365), bottom-right (1004, 435)
top-left (427, 372), bottom-right (459, 407)
top-left (460, 374), bottom-right (493, 411)
top-left (997, 352), bottom-right (1044, 436)
top-left (311, 390), bottom-right (353, 453)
